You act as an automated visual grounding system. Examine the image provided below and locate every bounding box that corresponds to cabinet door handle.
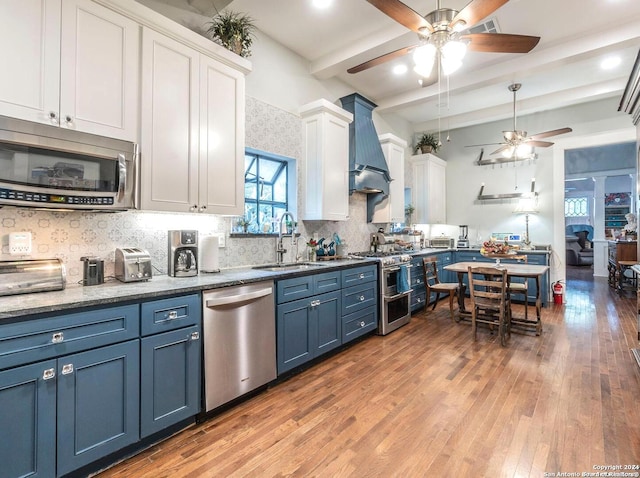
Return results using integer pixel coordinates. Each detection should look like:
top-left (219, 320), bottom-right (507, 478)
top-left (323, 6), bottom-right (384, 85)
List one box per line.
top-left (168, 310), bottom-right (178, 319)
top-left (190, 331), bottom-right (200, 341)
top-left (199, 205), bottom-right (207, 212)
top-left (49, 111), bottom-right (58, 125)
top-left (64, 115), bottom-right (73, 126)
top-left (52, 332), bottom-right (64, 343)
top-left (190, 205), bottom-right (197, 212)
top-left (309, 299), bottom-right (321, 308)
top-left (43, 368), bottom-right (56, 380)
top-left (359, 273), bottom-right (365, 279)
top-left (359, 295), bottom-right (365, 301)
top-left (61, 364), bottom-right (74, 375)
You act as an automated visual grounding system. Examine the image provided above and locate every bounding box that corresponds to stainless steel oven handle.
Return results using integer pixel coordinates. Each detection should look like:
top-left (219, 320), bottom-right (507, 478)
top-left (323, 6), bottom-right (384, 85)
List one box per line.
top-left (385, 266), bottom-right (400, 272)
top-left (383, 289), bottom-right (413, 301)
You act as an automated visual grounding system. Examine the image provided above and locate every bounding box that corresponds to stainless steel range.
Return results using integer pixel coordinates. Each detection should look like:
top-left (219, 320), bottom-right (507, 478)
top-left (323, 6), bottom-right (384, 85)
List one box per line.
top-left (351, 251), bottom-right (413, 335)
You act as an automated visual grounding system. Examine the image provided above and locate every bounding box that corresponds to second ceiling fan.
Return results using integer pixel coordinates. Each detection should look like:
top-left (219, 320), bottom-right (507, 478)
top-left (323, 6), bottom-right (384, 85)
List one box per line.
top-left (349, 0), bottom-right (541, 85)
top-left (469, 83), bottom-right (573, 165)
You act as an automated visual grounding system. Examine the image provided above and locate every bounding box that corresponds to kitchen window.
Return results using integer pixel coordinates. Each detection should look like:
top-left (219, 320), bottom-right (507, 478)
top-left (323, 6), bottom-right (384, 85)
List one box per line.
top-left (241, 148), bottom-right (295, 234)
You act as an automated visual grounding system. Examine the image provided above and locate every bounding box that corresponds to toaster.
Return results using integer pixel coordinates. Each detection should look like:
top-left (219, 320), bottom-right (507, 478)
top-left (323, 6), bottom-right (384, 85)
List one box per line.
top-left (115, 248), bottom-right (153, 282)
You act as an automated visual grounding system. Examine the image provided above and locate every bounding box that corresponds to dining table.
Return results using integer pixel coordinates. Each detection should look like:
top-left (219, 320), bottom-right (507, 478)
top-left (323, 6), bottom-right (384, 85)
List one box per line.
top-left (444, 261), bottom-right (550, 336)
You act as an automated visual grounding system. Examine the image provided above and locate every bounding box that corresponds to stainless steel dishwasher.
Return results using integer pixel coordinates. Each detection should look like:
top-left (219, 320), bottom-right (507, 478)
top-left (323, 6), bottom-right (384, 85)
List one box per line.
top-left (202, 281), bottom-right (276, 412)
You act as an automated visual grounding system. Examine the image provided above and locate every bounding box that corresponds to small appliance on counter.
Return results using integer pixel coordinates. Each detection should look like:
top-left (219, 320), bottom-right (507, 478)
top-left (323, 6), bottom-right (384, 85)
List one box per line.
top-left (168, 230), bottom-right (198, 277)
top-left (430, 236), bottom-right (455, 248)
top-left (81, 256), bottom-right (104, 286)
top-left (0, 258), bottom-right (66, 296)
top-left (458, 225), bottom-right (470, 248)
top-left (199, 235), bottom-right (220, 273)
top-left (115, 248), bottom-right (152, 282)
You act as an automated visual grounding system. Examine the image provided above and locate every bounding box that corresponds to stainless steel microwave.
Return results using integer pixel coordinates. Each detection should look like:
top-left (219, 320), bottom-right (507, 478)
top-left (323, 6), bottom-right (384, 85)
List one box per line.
top-left (0, 115), bottom-right (138, 211)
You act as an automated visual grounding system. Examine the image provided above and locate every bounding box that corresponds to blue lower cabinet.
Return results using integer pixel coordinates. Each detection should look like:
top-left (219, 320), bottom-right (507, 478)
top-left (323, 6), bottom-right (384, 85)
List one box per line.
top-left (0, 360), bottom-right (57, 478)
top-left (342, 307), bottom-right (377, 342)
top-left (140, 325), bottom-right (201, 438)
top-left (57, 340), bottom-right (140, 476)
top-left (277, 290), bottom-right (341, 374)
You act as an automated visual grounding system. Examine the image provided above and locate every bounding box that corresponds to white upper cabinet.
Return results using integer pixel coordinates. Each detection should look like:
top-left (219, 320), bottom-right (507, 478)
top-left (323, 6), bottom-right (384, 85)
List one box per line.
top-left (140, 27), bottom-right (199, 213)
top-left (0, 0), bottom-right (139, 142)
top-left (410, 153), bottom-right (447, 224)
top-left (372, 133), bottom-right (407, 224)
top-left (140, 27), bottom-right (246, 215)
top-left (198, 56), bottom-right (245, 216)
top-left (300, 99), bottom-right (353, 221)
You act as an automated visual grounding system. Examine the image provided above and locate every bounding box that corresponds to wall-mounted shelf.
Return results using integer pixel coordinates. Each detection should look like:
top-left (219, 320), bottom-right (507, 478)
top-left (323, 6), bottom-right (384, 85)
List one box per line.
top-left (477, 179), bottom-right (537, 200)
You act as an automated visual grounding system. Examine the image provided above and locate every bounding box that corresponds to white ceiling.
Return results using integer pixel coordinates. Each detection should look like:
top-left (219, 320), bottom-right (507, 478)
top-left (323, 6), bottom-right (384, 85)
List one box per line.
top-left (151, 0), bottom-right (640, 131)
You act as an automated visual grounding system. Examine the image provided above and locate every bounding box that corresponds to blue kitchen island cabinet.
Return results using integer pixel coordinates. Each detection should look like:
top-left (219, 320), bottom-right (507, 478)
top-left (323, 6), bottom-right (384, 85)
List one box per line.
top-left (140, 295), bottom-right (202, 438)
top-left (410, 252), bottom-right (453, 312)
top-left (276, 271), bottom-right (342, 374)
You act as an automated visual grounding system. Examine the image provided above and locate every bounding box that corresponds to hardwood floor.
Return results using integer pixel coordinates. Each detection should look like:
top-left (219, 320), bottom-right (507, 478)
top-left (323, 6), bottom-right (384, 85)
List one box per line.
top-left (99, 276), bottom-right (640, 477)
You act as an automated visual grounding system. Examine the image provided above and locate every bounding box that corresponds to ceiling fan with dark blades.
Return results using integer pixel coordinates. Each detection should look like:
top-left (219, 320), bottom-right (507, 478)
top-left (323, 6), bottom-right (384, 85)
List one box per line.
top-left (348, 0), bottom-right (541, 78)
top-left (468, 83), bottom-right (573, 165)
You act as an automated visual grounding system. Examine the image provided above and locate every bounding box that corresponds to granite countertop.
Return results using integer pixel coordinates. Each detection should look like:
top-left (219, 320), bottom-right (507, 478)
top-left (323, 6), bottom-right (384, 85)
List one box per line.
top-left (0, 258), bottom-right (374, 320)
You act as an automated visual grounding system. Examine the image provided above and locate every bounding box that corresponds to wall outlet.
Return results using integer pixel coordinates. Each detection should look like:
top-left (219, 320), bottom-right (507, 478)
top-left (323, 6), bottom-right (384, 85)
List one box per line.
top-left (213, 232), bottom-right (225, 248)
top-left (9, 231), bottom-right (32, 255)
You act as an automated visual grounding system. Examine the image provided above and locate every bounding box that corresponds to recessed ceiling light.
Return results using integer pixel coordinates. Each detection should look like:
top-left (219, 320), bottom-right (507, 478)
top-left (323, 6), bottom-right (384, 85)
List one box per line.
top-left (601, 56), bottom-right (621, 70)
top-left (393, 64), bottom-right (408, 75)
top-left (312, 0), bottom-right (332, 8)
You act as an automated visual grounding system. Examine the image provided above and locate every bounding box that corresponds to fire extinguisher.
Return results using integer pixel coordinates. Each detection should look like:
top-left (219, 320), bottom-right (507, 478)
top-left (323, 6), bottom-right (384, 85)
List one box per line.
top-left (553, 281), bottom-right (564, 305)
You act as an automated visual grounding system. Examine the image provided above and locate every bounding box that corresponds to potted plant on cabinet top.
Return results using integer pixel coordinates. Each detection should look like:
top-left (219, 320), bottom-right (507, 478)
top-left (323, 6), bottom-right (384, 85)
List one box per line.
top-left (414, 133), bottom-right (440, 154)
top-left (205, 11), bottom-right (256, 58)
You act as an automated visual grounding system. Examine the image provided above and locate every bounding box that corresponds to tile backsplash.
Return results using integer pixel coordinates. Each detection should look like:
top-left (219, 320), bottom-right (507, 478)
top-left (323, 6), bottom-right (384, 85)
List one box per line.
top-left (0, 96), bottom-right (379, 285)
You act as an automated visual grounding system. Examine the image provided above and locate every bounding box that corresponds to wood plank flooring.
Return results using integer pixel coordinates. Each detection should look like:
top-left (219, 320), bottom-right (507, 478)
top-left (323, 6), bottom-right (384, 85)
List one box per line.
top-left (98, 275), bottom-right (640, 477)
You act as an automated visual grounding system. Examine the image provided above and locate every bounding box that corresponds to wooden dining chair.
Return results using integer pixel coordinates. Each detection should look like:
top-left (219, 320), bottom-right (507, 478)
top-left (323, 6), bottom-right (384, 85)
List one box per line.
top-left (507, 255), bottom-right (528, 322)
top-left (467, 265), bottom-right (511, 346)
top-left (422, 256), bottom-right (459, 321)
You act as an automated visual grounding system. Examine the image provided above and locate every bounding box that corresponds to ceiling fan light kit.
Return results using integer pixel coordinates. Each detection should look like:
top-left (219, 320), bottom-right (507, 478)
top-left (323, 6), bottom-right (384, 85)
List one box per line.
top-left (468, 82), bottom-right (572, 163)
top-left (350, 0), bottom-right (541, 82)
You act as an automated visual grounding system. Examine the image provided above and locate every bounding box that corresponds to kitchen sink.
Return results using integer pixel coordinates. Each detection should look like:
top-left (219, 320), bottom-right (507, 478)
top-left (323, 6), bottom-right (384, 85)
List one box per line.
top-left (252, 262), bottom-right (330, 272)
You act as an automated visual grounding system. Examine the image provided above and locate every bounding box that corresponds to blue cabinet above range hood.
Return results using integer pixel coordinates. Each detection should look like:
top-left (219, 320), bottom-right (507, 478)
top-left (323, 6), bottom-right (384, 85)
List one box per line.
top-left (339, 93), bottom-right (392, 223)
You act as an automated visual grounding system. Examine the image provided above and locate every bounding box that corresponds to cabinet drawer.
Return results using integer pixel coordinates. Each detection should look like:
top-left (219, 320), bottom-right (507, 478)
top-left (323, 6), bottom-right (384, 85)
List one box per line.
top-left (277, 275), bottom-right (314, 303)
top-left (411, 290), bottom-right (427, 310)
top-left (341, 265), bottom-right (377, 287)
top-left (342, 307), bottom-right (377, 342)
top-left (342, 282), bottom-right (377, 315)
top-left (140, 294), bottom-right (201, 336)
top-left (277, 271), bottom-right (341, 304)
top-left (0, 304), bottom-right (139, 371)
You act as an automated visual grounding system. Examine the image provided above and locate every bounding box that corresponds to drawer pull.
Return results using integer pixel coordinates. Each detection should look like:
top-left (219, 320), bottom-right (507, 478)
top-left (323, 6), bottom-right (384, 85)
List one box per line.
top-left (360, 321), bottom-right (365, 327)
top-left (417, 279), bottom-right (422, 284)
top-left (61, 364), bottom-right (74, 375)
top-left (309, 299), bottom-right (321, 308)
top-left (43, 368), bottom-right (56, 380)
top-left (190, 331), bottom-right (200, 341)
top-left (417, 297), bottom-right (423, 303)
top-left (168, 310), bottom-right (178, 319)
top-left (359, 295), bottom-right (365, 301)
top-left (52, 332), bottom-right (64, 343)
top-left (359, 273), bottom-right (365, 279)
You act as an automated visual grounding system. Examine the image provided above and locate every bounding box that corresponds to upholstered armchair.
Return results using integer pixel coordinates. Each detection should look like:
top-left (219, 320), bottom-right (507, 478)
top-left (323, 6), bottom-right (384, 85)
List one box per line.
top-left (566, 235), bottom-right (594, 266)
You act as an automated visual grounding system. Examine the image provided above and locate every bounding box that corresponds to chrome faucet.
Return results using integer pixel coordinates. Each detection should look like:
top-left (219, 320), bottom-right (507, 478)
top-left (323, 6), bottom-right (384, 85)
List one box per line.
top-left (276, 211), bottom-right (296, 263)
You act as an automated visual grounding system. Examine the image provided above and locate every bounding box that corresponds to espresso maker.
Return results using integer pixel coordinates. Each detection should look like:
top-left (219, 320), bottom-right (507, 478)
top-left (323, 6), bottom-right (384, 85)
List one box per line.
top-left (168, 230), bottom-right (198, 277)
